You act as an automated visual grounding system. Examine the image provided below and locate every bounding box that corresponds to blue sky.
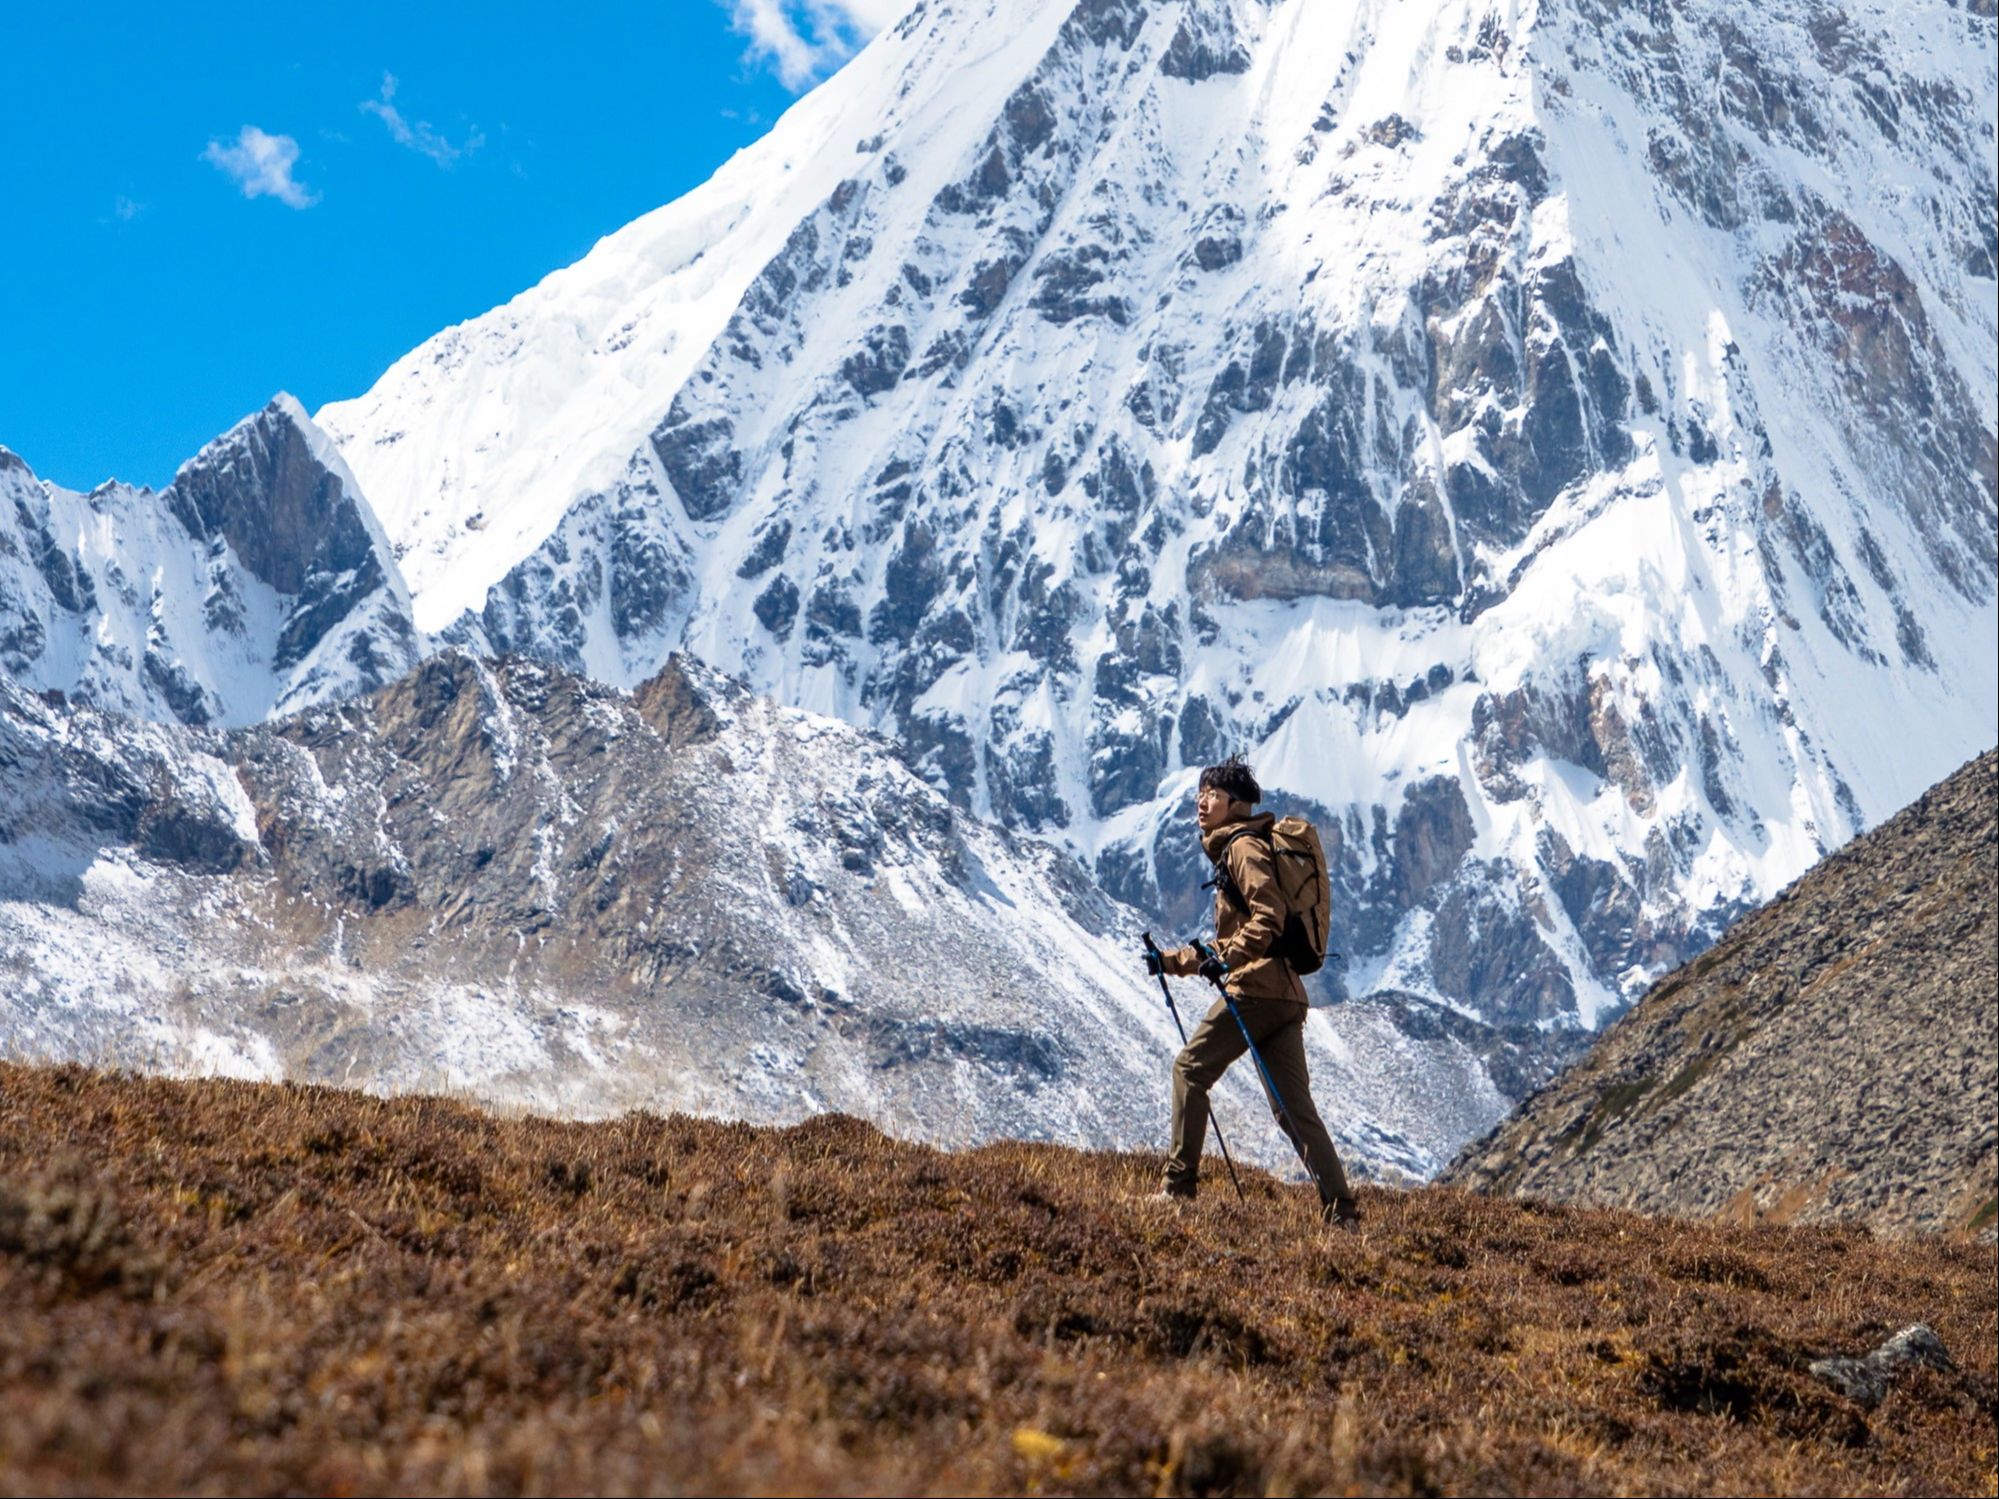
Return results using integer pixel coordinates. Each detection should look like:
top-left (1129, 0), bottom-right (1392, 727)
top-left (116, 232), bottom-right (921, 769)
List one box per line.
top-left (0, 2), bottom-right (887, 492)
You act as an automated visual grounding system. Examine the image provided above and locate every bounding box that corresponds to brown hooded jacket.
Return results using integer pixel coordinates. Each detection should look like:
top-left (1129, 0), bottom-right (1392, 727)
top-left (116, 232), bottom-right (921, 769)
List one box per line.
top-left (1161, 811), bottom-right (1308, 1005)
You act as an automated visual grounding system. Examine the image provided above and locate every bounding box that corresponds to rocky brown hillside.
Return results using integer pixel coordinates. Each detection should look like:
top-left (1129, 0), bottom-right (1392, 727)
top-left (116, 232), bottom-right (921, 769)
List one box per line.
top-left (0, 652), bottom-right (1165, 1146)
top-left (1445, 750), bottom-right (1997, 1237)
top-left (2, 1062), bottom-right (1993, 1496)
top-left (1, 651), bottom-right (1539, 1176)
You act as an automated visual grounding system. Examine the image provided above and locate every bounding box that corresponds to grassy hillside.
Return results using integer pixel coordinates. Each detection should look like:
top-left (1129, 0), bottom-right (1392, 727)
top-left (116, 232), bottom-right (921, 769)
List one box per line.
top-left (1, 1061), bottom-right (1992, 1496)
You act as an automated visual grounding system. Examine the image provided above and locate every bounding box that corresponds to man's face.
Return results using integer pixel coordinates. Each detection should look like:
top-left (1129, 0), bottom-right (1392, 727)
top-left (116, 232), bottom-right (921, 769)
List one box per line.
top-left (1195, 785), bottom-right (1243, 832)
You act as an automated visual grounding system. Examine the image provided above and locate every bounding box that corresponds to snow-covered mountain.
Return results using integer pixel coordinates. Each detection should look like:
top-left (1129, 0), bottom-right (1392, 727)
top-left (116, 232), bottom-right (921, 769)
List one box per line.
top-left (320, 0), bottom-right (1997, 1035)
top-left (0, 652), bottom-right (1532, 1179)
top-left (0, 397), bottom-right (421, 725)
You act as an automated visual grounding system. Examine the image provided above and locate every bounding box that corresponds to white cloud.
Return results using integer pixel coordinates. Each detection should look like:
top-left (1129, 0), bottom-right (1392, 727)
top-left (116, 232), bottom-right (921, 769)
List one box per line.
top-left (361, 73), bottom-right (484, 167)
top-left (202, 126), bottom-right (319, 209)
top-left (725, 0), bottom-right (906, 91)
top-left (113, 195), bottom-right (143, 221)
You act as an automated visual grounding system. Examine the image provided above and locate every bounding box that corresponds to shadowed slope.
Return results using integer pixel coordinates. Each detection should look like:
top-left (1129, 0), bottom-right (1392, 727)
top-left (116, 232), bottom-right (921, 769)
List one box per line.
top-left (1445, 749), bottom-right (1997, 1238)
top-left (1, 1062), bottom-right (1992, 1496)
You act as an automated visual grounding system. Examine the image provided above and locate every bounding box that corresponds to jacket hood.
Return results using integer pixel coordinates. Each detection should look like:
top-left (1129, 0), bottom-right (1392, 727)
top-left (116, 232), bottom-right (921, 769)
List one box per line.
top-left (1200, 810), bottom-right (1275, 863)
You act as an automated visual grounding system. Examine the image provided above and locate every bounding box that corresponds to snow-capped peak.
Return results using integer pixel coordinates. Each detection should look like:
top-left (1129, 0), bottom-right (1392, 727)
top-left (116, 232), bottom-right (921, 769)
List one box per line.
top-left (312, 0), bottom-right (1994, 1043)
top-left (0, 396), bottom-right (422, 725)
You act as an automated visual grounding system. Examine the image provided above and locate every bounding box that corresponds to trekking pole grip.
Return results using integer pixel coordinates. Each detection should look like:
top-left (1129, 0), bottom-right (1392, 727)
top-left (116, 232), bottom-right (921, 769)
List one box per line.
top-left (1191, 936), bottom-right (1230, 989)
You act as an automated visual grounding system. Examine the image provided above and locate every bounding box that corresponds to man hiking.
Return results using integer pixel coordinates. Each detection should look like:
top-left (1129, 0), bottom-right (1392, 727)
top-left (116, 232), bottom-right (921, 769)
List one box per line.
top-left (1145, 755), bottom-right (1362, 1228)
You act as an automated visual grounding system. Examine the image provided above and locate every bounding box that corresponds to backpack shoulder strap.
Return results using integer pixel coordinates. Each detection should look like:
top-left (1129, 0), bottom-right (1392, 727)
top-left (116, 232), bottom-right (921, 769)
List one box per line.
top-left (1204, 826), bottom-right (1268, 915)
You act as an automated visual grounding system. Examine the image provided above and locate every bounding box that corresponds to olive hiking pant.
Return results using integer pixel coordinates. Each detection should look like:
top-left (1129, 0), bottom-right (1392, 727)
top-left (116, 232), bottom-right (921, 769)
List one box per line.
top-left (1164, 993), bottom-right (1354, 1206)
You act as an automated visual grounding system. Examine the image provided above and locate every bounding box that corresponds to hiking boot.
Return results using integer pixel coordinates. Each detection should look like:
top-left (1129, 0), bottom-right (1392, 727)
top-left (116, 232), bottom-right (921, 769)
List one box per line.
top-left (1321, 1198), bottom-right (1362, 1232)
top-left (1146, 1187), bottom-right (1196, 1209)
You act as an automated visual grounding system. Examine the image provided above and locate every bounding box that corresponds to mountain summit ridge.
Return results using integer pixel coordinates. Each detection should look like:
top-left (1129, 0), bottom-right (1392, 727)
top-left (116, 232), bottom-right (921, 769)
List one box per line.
top-left (0, 395), bottom-right (421, 727)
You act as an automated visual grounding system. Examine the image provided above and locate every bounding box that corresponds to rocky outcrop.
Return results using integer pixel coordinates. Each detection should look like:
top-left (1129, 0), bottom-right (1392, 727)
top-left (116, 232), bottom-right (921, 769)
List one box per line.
top-left (1809, 1325), bottom-right (1957, 1408)
top-left (0, 683), bottom-right (259, 897)
top-left (1443, 750), bottom-right (1998, 1237)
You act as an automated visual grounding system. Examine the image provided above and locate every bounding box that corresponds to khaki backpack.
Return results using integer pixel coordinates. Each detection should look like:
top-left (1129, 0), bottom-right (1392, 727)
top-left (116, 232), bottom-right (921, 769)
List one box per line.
top-left (1213, 815), bottom-right (1333, 974)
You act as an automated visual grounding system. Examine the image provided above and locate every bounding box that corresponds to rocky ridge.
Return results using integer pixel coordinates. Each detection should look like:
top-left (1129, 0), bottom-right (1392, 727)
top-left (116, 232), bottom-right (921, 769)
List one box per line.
top-left (0, 651), bottom-right (1541, 1178)
top-left (1443, 749), bottom-right (1998, 1237)
top-left (0, 397), bottom-right (420, 727)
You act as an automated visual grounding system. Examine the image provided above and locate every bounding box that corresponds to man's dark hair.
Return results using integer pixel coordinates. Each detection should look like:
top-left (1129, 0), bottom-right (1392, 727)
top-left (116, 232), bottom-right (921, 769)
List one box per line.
top-left (1198, 754), bottom-right (1261, 806)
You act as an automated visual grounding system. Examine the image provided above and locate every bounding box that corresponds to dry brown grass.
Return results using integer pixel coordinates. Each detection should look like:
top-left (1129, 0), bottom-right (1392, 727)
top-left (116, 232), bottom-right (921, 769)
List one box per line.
top-left (0, 1060), bottom-right (1992, 1496)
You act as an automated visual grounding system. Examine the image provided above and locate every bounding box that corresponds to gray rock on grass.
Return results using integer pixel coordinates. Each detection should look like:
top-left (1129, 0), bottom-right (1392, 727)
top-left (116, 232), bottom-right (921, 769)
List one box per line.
top-left (1809, 1324), bottom-right (1954, 1408)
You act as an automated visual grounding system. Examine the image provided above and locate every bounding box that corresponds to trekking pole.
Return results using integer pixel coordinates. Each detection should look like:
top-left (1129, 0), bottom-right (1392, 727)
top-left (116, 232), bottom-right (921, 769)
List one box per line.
top-left (1192, 939), bottom-right (1328, 1203)
top-left (1141, 932), bottom-right (1246, 1203)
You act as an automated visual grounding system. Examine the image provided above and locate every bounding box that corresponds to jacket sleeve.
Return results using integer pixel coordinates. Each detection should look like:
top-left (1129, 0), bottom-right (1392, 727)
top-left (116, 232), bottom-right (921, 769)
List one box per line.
top-left (1160, 945), bottom-right (1200, 977)
top-left (1217, 836), bottom-right (1286, 966)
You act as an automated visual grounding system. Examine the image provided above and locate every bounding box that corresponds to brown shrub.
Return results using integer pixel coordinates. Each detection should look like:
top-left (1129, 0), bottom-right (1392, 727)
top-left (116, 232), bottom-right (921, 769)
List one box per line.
top-left (0, 1060), bottom-right (1992, 1496)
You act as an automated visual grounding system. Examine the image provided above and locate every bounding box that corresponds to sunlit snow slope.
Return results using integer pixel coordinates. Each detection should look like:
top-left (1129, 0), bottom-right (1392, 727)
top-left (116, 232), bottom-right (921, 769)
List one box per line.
top-left (320, 0), bottom-right (1996, 1037)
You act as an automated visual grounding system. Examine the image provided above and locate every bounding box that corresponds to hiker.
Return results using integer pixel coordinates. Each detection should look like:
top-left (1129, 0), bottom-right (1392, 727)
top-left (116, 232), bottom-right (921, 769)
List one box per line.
top-left (1145, 755), bottom-right (1362, 1228)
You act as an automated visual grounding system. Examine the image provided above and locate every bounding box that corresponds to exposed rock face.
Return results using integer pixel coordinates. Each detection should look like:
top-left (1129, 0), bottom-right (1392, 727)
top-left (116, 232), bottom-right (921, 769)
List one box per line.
top-left (0, 688), bottom-right (260, 897)
top-left (318, 0), bottom-right (1998, 1049)
top-left (0, 656), bottom-right (1528, 1178)
top-left (0, 398), bottom-right (420, 726)
top-left (1443, 750), bottom-right (1998, 1238)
